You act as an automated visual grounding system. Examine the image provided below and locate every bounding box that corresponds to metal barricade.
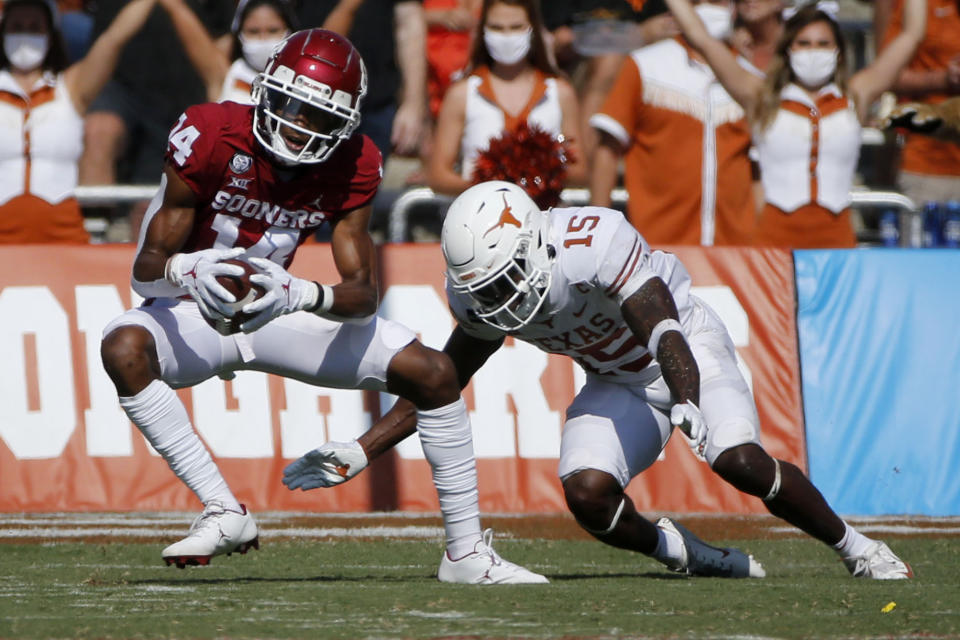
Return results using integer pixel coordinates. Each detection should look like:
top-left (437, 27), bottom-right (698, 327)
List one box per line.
top-left (387, 185), bottom-right (919, 246)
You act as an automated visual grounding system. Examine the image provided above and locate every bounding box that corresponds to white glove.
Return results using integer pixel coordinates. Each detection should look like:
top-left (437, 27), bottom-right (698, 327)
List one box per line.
top-left (670, 399), bottom-right (707, 459)
top-left (165, 247), bottom-right (246, 318)
top-left (240, 257), bottom-right (320, 332)
top-left (282, 440), bottom-right (369, 490)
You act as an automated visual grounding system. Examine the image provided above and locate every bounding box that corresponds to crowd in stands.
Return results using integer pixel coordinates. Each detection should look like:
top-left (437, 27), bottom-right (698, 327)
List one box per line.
top-left (0, 0), bottom-right (956, 248)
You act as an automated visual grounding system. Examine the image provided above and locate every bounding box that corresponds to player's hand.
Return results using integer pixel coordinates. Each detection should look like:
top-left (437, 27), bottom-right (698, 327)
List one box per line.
top-left (883, 103), bottom-right (943, 134)
top-left (282, 440), bottom-right (369, 490)
top-left (165, 247), bottom-right (246, 318)
top-left (670, 400), bottom-right (707, 459)
top-left (240, 257), bottom-right (319, 332)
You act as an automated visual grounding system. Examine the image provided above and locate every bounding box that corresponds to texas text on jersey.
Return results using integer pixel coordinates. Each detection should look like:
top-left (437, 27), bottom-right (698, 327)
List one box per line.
top-left (448, 207), bottom-right (696, 384)
top-left (160, 101), bottom-right (382, 267)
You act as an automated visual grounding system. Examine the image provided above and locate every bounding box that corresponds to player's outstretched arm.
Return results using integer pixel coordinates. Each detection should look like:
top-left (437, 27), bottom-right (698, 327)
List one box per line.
top-left (621, 277), bottom-right (706, 455)
top-left (283, 325), bottom-right (504, 490)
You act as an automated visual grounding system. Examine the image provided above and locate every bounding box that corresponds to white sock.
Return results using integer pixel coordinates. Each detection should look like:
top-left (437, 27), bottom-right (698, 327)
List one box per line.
top-left (416, 398), bottom-right (482, 559)
top-left (832, 522), bottom-right (874, 559)
top-left (651, 525), bottom-right (684, 564)
top-left (120, 380), bottom-right (241, 512)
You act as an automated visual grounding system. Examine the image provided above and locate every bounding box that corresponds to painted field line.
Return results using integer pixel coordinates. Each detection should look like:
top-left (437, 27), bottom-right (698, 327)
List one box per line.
top-left (0, 525), bottom-right (445, 540)
top-left (770, 524), bottom-right (960, 535)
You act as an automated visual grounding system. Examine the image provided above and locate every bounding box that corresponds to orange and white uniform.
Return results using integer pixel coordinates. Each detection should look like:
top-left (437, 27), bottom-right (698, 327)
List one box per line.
top-left (447, 206), bottom-right (762, 481)
top-left (590, 38), bottom-right (755, 246)
top-left (883, 0), bottom-right (960, 181)
top-left (0, 70), bottom-right (88, 244)
top-left (753, 83), bottom-right (860, 248)
top-left (460, 66), bottom-right (563, 181)
top-left (219, 58), bottom-right (258, 105)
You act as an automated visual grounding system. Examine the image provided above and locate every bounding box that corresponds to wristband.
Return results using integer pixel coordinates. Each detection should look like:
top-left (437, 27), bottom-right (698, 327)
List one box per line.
top-left (647, 318), bottom-right (684, 356)
top-left (306, 282), bottom-right (335, 314)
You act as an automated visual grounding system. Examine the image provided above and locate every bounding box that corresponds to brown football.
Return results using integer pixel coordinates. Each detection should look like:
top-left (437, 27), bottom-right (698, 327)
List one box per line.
top-left (206, 258), bottom-right (267, 335)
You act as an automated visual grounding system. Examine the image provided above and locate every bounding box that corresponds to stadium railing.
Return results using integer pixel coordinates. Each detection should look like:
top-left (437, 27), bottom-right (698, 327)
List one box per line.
top-left (76, 183), bottom-right (920, 248)
top-left (385, 186), bottom-right (921, 247)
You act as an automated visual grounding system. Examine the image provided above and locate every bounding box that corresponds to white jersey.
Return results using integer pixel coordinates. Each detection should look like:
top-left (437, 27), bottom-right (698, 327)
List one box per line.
top-left (218, 58), bottom-right (258, 105)
top-left (448, 206), bottom-right (696, 385)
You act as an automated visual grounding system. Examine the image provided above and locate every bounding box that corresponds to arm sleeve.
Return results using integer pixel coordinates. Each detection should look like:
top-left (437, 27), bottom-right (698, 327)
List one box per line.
top-left (588, 56), bottom-right (642, 148)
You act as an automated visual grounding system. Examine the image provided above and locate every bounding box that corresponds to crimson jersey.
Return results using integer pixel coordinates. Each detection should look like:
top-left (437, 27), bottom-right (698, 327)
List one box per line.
top-left (159, 101), bottom-right (381, 267)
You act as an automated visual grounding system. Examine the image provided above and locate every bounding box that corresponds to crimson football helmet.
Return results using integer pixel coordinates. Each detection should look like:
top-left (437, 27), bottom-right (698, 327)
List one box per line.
top-left (251, 29), bottom-right (367, 164)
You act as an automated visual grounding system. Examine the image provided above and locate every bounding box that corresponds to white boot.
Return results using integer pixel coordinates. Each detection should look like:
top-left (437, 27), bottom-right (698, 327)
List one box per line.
top-left (844, 541), bottom-right (912, 579)
top-left (438, 529), bottom-right (548, 585)
top-left (162, 501), bottom-right (259, 568)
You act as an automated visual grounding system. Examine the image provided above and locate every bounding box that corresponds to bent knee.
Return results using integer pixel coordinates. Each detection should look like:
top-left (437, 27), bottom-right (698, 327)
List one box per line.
top-left (712, 443), bottom-right (774, 496)
top-left (562, 470), bottom-right (622, 530)
top-left (101, 325), bottom-right (159, 393)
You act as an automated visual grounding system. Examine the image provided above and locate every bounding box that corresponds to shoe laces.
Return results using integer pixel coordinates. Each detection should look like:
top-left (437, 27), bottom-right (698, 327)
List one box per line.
top-left (188, 501), bottom-right (229, 535)
top-left (477, 528), bottom-right (504, 567)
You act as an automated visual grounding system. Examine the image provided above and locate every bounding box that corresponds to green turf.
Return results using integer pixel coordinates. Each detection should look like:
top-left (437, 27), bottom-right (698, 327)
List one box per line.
top-left (1, 537), bottom-right (955, 639)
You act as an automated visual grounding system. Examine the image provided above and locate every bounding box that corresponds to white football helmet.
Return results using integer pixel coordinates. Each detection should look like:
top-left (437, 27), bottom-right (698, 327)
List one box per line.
top-left (441, 181), bottom-right (554, 331)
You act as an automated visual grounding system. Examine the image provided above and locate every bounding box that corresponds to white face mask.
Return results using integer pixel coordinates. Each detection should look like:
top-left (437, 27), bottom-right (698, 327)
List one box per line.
top-left (4, 33), bottom-right (49, 71)
top-left (789, 48), bottom-right (838, 88)
top-left (240, 34), bottom-right (286, 72)
top-left (694, 3), bottom-right (733, 41)
top-left (484, 27), bottom-right (532, 66)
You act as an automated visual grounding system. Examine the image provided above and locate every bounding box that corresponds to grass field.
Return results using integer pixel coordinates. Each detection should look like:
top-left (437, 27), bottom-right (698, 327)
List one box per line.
top-left (2, 512), bottom-right (958, 639)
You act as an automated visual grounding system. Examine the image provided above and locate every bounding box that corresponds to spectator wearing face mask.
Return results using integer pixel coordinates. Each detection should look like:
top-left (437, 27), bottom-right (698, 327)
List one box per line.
top-left (429, 0), bottom-right (586, 198)
top-left (0, 0), bottom-right (155, 244)
top-left (590, 0), bottom-right (756, 246)
top-left (160, 0), bottom-right (298, 104)
top-left (664, 0), bottom-right (926, 248)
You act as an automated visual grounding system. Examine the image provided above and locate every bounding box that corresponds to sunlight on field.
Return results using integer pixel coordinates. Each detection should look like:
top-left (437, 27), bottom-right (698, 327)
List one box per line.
top-left (1, 513), bottom-right (958, 639)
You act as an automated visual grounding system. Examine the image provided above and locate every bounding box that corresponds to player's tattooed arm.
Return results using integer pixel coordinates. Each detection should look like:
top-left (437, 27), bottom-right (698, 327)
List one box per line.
top-left (327, 204), bottom-right (380, 318)
top-left (621, 277), bottom-right (700, 407)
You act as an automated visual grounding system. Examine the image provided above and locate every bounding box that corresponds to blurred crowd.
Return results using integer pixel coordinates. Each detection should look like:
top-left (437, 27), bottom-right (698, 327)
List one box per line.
top-left (0, 0), bottom-right (957, 248)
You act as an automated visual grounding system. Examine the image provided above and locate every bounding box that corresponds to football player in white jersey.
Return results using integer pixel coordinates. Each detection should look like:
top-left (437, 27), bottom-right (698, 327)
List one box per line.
top-left (285, 180), bottom-right (913, 580)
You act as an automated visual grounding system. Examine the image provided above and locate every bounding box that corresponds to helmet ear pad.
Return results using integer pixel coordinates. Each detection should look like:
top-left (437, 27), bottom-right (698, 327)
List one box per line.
top-left (441, 181), bottom-right (554, 331)
top-left (251, 28), bottom-right (367, 164)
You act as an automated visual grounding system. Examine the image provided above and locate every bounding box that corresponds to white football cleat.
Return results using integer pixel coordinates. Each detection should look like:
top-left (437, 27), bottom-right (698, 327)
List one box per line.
top-left (438, 529), bottom-right (549, 585)
top-left (656, 517), bottom-right (765, 578)
top-left (162, 501), bottom-right (259, 568)
top-left (844, 541), bottom-right (913, 579)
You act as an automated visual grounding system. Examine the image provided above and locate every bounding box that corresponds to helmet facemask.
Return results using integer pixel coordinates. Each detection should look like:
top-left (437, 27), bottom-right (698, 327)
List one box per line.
top-left (252, 62), bottom-right (363, 164)
top-left (450, 216), bottom-right (553, 332)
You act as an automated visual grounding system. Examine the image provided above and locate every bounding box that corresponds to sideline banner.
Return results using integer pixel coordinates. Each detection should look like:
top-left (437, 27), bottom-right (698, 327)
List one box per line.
top-left (0, 244), bottom-right (803, 513)
top-left (796, 249), bottom-right (960, 516)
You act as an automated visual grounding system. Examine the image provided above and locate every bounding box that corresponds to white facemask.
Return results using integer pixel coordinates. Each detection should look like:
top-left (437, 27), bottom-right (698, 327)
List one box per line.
top-left (694, 3), bottom-right (733, 40)
top-left (484, 28), bottom-right (532, 66)
top-left (239, 34), bottom-right (286, 72)
top-left (789, 48), bottom-right (838, 88)
top-left (4, 33), bottom-right (49, 71)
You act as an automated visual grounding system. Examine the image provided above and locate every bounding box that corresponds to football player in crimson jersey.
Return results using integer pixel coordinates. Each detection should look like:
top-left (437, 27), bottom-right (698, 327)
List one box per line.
top-left (284, 181), bottom-right (913, 580)
top-left (99, 30), bottom-right (546, 584)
